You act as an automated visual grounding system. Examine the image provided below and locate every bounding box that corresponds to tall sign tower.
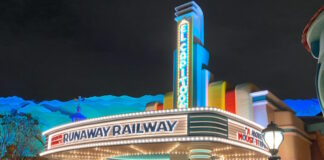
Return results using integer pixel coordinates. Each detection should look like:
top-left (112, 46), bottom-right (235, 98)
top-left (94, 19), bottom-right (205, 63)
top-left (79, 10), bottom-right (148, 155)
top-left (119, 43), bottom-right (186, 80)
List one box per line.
top-left (173, 1), bottom-right (210, 109)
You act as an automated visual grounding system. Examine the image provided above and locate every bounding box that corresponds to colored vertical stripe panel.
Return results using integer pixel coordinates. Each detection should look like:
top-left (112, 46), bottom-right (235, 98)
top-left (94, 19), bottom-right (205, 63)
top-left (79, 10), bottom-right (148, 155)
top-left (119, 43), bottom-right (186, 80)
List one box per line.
top-left (208, 81), bottom-right (226, 110)
top-left (225, 90), bottom-right (236, 114)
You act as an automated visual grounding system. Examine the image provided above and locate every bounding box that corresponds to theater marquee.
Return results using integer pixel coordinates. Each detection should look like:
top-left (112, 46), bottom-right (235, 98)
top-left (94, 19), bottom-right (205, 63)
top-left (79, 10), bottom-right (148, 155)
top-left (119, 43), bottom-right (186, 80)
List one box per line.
top-left (47, 115), bottom-right (188, 149)
top-left (228, 119), bottom-right (267, 150)
top-left (42, 108), bottom-right (270, 158)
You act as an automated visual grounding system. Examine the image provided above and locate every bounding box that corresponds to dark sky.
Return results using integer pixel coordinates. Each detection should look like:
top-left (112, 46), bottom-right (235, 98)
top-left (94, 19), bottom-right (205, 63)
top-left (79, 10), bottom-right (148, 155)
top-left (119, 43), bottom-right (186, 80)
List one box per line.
top-left (0, 0), bottom-right (322, 101)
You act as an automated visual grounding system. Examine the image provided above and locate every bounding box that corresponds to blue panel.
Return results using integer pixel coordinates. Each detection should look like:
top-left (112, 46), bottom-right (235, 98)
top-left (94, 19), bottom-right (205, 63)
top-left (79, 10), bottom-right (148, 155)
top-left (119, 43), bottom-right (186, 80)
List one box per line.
top-left (173, 1), bottom-right (209, 108)
top-left (192, 43), bottom-right (209, 107)
top-left (284, 99), bottom-right (322, 116)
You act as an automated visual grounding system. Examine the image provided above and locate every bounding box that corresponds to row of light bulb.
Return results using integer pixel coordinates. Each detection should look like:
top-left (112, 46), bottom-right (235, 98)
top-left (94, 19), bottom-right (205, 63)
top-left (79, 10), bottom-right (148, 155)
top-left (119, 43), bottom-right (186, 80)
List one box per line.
top-left (43, 107), bottom-right (263, 136)
top-left (41, 136), bottom-right (270, 157)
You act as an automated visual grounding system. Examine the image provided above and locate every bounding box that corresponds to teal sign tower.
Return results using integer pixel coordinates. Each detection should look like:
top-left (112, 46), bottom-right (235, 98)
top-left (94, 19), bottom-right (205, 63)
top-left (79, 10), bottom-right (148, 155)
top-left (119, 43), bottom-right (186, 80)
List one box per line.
top-left (173, 1), bottom-right (210, 109)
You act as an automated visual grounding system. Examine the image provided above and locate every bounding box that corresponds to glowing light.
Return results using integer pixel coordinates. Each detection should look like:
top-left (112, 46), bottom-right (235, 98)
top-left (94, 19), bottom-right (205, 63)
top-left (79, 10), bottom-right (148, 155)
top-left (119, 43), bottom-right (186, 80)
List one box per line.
top-left (166, 143), bottom-right (180, 153)
top-left (40, 136), bottom-right (270, 157)
top-left (43, 107), bottom-right (264, 136)
top-left (190, 155), bottom-right (211, 159)
top-left (177, 19), bottom-right (190, 109)
top-left (250, 90), bottom-right (268, 97)
top-left (130, 145), bottom-right (146, 154)
top-left (190, 149), bottom-right (211, 153)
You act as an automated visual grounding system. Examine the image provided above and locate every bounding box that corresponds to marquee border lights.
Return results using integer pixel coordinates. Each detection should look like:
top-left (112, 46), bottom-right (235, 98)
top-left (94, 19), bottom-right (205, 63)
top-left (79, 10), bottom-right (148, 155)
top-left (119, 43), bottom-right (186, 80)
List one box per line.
top-left (42, 107), bottom-right (264, 136)
top-left (46, 114), bottom-right (187, 150)
top-left (177, 18), bottom-right (192, 109)
top-left (40, 136), bottom-right (271, 157)
top-left (41, 108), bottom-right (269, 159)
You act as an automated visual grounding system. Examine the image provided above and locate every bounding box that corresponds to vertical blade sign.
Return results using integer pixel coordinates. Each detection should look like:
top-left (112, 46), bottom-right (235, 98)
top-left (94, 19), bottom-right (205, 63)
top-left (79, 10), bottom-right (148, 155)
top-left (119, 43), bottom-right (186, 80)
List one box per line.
top-left (177, 19), bottom-right (190, 108)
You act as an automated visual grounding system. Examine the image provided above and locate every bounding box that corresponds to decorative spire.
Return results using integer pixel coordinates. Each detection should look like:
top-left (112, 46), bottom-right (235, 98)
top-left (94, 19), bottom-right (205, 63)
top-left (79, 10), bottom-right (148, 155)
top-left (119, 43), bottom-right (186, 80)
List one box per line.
top-left (76, 96), bottom-right (84, 113)
top-left (71, 96), bottom-right (86, 122)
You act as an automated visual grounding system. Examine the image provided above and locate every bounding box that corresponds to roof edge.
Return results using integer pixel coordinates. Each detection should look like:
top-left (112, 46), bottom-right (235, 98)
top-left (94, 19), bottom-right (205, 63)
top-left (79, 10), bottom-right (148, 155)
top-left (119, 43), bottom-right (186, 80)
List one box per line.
top-left (302, 6), bottom-right (324, 53)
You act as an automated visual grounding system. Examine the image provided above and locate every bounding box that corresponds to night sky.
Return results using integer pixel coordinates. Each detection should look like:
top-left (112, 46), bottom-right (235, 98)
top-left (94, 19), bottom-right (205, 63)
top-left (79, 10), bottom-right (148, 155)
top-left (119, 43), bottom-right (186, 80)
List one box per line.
top-left (0, 0), bottom-right (322, 101)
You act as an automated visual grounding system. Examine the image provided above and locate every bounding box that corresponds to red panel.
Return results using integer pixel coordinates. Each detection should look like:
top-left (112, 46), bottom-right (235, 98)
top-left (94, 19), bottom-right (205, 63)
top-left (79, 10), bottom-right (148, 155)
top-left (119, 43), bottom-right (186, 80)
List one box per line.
top-left (156, 103), bottom-right (164, 110)
top-left (225, 90), bottom-right (236, 114)
top-left (51, 134), bottom-right (63, 147)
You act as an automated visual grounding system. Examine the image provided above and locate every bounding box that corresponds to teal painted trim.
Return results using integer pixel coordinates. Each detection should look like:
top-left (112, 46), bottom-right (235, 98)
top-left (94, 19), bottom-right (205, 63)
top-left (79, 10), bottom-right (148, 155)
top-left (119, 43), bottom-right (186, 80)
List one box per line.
top-left (189, 122), bottom-right (227, 130)
top-left (311, 40), bottom-right (320, 58)
top-left (190, 127), bottom-right (227, 133)
top-left (190, 117), bottom-right (227, 124)
top-left (190, 155), bottom-right (211, 159)
top-left (189, 132), bottom-right (228, 138)
top-left (189, 112), bottom-right (227, 118)
top-left (190, 149), bottom-right (211, 153)
top-left (187, 114), bottom-right (190, 135)
top-left (190, 128), bottom-right (228, 135)
top-left (307, 122), bottom-right (324, 135)
top-left (252, 96), bottom-right (266, 102)
top-left (188, 113), bottom-right (228, 126)
top-left (189, 126), bottom-right (228, 137)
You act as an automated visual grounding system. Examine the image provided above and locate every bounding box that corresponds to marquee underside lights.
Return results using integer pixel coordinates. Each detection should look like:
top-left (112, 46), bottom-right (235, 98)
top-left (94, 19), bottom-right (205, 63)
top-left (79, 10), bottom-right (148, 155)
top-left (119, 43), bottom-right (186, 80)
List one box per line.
top-left (177, 19), bottom-right (191, 109)
top-left (40, 136), bottom-right (270, 159)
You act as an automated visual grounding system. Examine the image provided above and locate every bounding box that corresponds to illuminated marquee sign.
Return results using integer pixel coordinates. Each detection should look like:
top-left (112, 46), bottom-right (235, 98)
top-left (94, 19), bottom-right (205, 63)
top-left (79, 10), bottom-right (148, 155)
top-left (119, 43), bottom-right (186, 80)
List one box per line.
top-left (228, 119), bottom-right (267, 150)
top-left (48, 115), bottom-right (187, 149)
top-left (177, 19), bottom-right (191, 108)
top-left (237, 127), bottom-right (267, 149)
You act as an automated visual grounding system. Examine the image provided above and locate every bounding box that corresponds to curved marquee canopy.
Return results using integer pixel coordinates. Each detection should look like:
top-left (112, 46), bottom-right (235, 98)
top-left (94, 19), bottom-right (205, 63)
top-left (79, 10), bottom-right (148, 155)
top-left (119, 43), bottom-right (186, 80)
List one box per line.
top-left (40, 108), bottom-right (270, 160)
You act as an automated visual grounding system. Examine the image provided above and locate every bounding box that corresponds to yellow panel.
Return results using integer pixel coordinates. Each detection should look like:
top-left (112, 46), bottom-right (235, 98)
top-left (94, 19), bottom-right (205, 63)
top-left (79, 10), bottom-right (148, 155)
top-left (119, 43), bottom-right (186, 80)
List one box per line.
top-left (208, 81), bottom-right (226, 110)
top-left (163, 92), bottom-right (174, 110)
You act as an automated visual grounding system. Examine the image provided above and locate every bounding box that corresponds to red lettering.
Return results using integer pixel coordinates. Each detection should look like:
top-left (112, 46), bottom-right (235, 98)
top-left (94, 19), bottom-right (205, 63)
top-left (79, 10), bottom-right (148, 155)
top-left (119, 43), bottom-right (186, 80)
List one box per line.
top-left (51, 134), bottom-right (63, 147)
top-left (51, 140), bottom-right (62, 146)
top-left (51, 134), bottom-right (62, 141)
top-left (238, 132), bottom-right (243, 140)
top-left (249, 137), bottom-right (253, 143)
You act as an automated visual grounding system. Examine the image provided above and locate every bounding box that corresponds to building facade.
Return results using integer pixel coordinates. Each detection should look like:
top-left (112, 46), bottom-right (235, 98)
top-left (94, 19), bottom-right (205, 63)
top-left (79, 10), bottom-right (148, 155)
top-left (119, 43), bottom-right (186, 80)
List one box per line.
top-left (40, 2), bottom-right (324, 160)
